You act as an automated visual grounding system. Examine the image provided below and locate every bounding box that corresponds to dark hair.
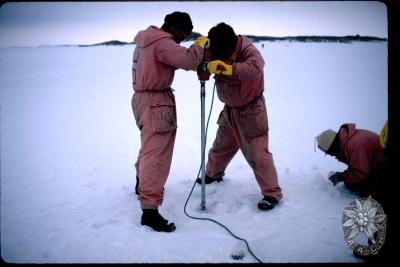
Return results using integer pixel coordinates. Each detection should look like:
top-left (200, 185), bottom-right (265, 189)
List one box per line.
top-left (162, 11), bottom-right (193, 35)
top-left (208, 23), bottom-right (238, 59)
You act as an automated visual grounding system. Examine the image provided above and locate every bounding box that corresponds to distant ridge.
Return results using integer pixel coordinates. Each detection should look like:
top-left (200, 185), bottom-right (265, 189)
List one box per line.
top-left (79, 40), bottom-right (133, 47)
top-left (77, 33), bottom-right (387, 47)
top-left (245, 34), bottom-right (387, 43)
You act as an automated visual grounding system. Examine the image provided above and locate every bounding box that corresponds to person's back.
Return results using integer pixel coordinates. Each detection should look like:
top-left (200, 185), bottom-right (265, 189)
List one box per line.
top-left (337, 124), bottom-right (386, 183)
top-left (345, 128), bottom-right (386, 169)
top-left (337, 124), bottom-right (387, 197)
top-left (132, 26), bottom-right (175, 92)
top-left (132, 25), bottom-right (202, 92)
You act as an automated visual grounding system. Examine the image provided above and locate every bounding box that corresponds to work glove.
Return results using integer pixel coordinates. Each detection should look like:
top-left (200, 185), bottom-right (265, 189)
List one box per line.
top-left (194, 36), bottom-right (210, 49)
top-left (328, 171), bottom-right (343, 186)
top-left (207, 60), bottom-right (233, 76)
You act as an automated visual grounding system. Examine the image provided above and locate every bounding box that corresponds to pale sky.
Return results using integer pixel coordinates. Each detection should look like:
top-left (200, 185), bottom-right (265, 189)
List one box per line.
top-left (0, 1), bottom-right (388, 47)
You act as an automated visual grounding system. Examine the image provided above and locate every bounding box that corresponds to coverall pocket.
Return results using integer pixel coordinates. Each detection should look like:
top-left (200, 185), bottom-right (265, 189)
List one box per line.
top-left (237, 99), bottom-right (268, 137)
top-left (150, 98), bottom-right (177, 133)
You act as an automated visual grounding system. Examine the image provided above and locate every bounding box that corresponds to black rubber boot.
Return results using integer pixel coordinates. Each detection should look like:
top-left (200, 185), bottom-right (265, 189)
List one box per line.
top-left (141, 209), bottom-right (176, 233)
top-left (258, 195), bottom-right (279, 210)
top-left (196, 175), bottom-right (223, 185)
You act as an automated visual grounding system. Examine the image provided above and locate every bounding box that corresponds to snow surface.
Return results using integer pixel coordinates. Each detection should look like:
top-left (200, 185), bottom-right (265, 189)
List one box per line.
top-left (0, 40), bottom-right (387, 263)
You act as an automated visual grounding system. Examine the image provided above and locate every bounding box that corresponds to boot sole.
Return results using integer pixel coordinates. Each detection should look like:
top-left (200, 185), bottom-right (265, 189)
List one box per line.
top-left (196, 178), bottom-right (223, 184)
top-left (258, 202), bottom-right (277, 210)
top-left (141, 221), bottom-right (176, 232)
top-left (258, 204), bottom-right (275, 210)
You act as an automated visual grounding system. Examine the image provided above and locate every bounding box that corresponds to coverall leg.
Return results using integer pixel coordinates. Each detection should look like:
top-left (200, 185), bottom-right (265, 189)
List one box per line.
top-left (132, 92), bottom-right (177, 208)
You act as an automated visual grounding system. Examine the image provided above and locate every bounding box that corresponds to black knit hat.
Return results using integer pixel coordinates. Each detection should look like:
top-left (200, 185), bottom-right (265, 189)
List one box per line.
top-left (208, 23), bottom-right (238, 59)
top-left (163, 11), bottom-right (193, 35)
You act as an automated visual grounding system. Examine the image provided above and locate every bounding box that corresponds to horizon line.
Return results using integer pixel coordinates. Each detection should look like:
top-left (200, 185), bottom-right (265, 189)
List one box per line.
top-left (0, 34), bottom-right (388, 49)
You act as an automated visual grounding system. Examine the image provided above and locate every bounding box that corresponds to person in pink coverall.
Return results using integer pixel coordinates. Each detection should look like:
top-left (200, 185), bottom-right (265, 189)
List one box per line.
top-left (316, 123), bottom-right (387, 200)
top-left (131, 11), bottom-right (209, 232)
top-left (197, 23), bottom-right (283, 210)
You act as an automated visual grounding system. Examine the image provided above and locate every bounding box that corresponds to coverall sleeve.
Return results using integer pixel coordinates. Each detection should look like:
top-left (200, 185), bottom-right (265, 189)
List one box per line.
top-left (233, 45), bottom-right (265, 81)
top-left (342, 145), bottom-right (370, 185)
top-left (156, 40), bottom-right (204, 71)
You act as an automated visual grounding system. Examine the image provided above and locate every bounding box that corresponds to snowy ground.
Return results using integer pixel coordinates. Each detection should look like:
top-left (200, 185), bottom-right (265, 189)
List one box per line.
top-left (0, 40), bottom-right (387, 263)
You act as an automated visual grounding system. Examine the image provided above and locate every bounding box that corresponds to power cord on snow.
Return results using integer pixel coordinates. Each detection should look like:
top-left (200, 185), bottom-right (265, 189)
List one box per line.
top-left (183, 81), bottom-right (263, 263)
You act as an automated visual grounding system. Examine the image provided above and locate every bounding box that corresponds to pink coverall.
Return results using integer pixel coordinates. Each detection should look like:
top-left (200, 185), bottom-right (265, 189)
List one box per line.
top-left (334, 123), bottom-right (387, 197)
top-left (131, 26), bottom-right (203, 207)
top-left (206, 36), bottom-right (283, 200)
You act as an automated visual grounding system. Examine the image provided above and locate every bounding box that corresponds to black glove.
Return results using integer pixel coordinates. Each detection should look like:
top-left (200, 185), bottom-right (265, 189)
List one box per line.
top-left (329, 172), bottom-right (343, 186)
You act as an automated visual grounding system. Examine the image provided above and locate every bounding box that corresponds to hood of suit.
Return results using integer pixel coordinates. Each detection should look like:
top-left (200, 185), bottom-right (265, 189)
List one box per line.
top-left (134, 26), bottom-right (172, 48)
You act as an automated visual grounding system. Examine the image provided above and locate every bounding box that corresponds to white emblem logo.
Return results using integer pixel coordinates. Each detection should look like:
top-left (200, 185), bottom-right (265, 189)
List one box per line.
top-left (342, 196), bottom-right (387, 256)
